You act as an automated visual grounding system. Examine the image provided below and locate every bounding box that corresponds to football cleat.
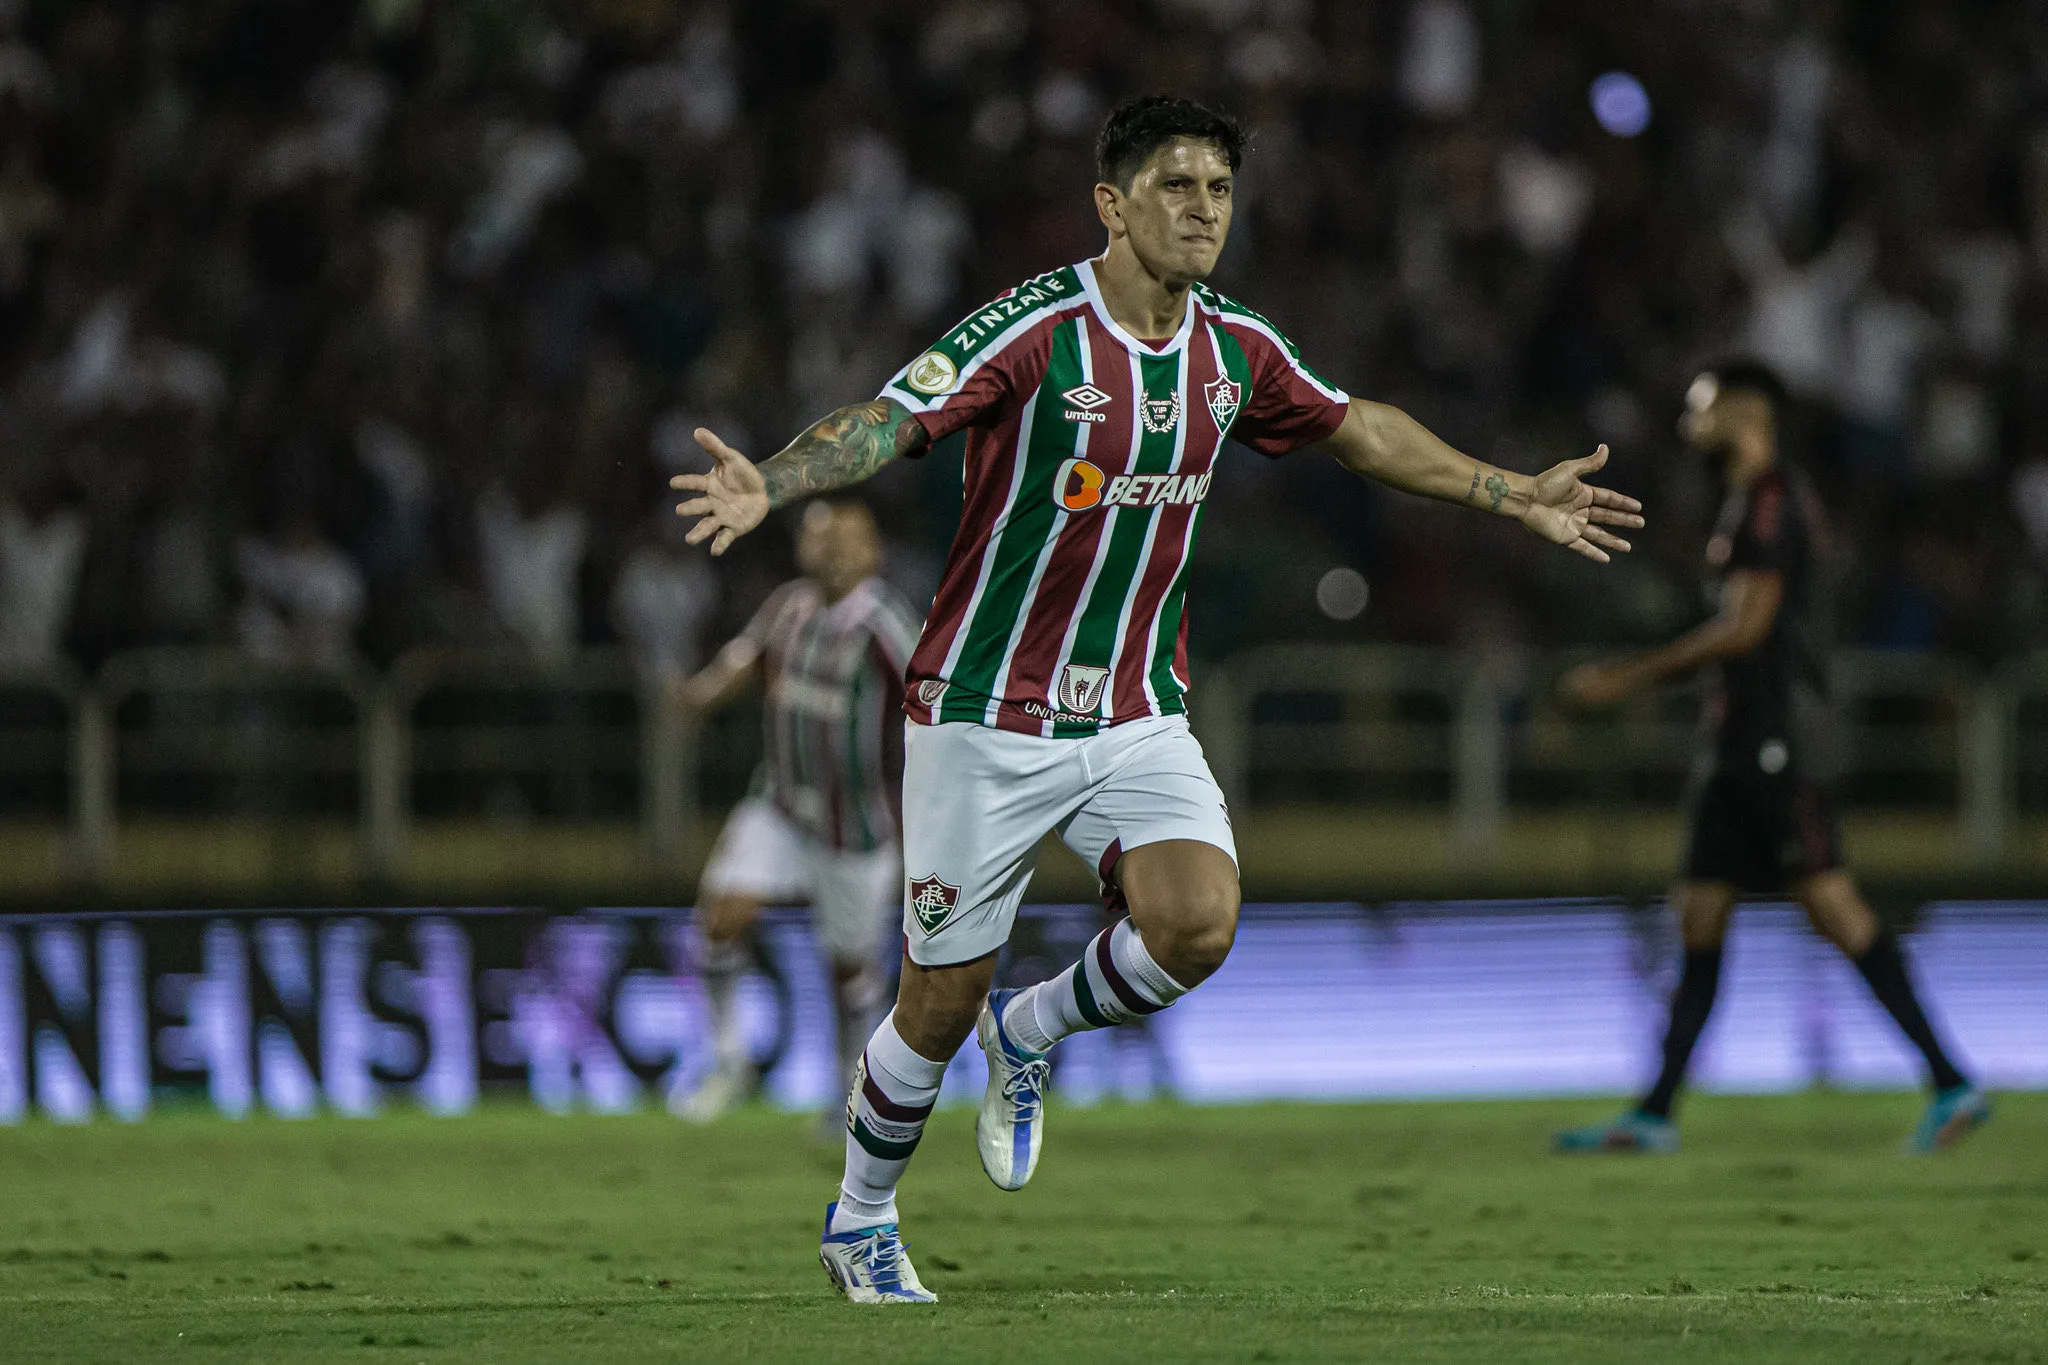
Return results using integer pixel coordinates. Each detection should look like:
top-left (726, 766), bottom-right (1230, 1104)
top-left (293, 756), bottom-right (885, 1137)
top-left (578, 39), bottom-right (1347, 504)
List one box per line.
top-left (1552, 1110), bottom-right (1679, 1155)
top-left (671, 1063), bottom-right (752, 1124)
top-left (975, 988), bottom-right (1052, 1191)
top-left (1907, 1084), bottom-right (1991, 1154)
top-left (818, 1203), bottom-right (937, 1304)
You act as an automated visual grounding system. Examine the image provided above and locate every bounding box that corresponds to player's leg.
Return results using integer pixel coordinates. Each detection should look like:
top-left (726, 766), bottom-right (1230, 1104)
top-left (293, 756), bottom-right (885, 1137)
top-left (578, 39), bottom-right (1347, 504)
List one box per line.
top-left (976, 717), bottom-right (1237, 1189)
top-left (1794, 866), bottom-right (1989, 1150)
top-left (806, 842), bottom-right (901, 1126)
top-left (1637, 879), bottom-right (1738, 1120)
top-left (824, 722), bottom-right (1079, 1301)
top-left (684, 798), bottom-right (807, 1122)
top-left (1555, 879), bottom-right (1733, 1153)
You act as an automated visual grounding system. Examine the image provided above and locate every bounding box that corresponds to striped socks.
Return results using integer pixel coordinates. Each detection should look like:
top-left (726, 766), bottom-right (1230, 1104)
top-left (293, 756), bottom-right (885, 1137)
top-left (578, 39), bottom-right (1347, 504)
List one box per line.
top-left (834, 1011), bottom-right (944, 1233)
top-left (1001, 918), bottom-right (1190, 1055)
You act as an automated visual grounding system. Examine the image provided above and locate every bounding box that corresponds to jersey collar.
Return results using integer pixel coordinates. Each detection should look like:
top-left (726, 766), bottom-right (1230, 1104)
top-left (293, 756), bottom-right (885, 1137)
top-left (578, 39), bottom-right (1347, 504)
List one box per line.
top-left (1077, 258), bottom-right (1198, 358)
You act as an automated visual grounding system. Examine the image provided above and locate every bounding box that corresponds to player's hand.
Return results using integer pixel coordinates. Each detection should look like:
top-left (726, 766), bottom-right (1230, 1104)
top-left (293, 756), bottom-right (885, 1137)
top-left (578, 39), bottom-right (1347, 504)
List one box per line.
top-left (1520, 445), bottom-right (1643, 564)
top-left (1559, 661), bottom-right (1635, 710)
top-left (670, 428), bottom-right (769, 556)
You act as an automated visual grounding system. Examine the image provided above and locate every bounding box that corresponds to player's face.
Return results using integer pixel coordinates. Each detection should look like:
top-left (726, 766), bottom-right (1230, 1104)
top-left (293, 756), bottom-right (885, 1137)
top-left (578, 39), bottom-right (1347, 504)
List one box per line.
top-left (799, 505), bottom-right (881, 596)
top-left (1105, 138), bottom-right (1235, 285)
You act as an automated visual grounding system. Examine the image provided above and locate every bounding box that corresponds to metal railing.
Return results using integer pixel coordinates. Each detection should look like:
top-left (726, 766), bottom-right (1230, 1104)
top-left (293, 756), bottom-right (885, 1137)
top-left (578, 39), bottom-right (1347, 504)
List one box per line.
top-left (1201, 644), bottom-right (2027, 866)
top-left (0, 644), bottom-right (2037, 888)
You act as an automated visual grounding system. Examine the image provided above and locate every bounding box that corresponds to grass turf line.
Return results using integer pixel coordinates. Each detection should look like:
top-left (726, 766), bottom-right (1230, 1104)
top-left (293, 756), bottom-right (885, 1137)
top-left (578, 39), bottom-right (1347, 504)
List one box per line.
top-left (0, 1093), bottom-right (2041, 1363)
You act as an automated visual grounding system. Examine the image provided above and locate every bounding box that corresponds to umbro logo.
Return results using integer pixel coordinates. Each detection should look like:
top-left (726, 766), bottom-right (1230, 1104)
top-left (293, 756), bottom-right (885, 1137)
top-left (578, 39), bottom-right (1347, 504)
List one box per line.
top-left (1061, 383), bottom-right (1111, 424)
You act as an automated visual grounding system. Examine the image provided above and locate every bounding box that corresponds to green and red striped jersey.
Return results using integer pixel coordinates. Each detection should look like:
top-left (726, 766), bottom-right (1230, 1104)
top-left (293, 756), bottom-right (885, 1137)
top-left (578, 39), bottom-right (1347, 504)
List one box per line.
top-left (743, 576), bottom-right (922, 851)
top-left (879, 258), bottom-right (1349, 736)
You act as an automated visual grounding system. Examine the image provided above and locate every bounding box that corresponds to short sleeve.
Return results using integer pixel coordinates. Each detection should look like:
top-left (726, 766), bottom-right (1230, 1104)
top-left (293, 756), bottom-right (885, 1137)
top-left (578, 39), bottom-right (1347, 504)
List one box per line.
top-left (878, 273), bottom-right (1077, 452)
top-left (737, 581), bottom-right (804, 658)
top-left (1728, 477), bottom-right (1795, 575)
top-left (866, 588), bottom-right (924, 675)
top-left (1222, 316), bottom-right (1350, 458)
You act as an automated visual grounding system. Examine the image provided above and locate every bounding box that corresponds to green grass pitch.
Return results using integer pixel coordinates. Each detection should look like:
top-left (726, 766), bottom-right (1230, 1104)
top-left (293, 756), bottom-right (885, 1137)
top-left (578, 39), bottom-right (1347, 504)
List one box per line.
top-left (2, 1094), bottom-right (2042, 1363)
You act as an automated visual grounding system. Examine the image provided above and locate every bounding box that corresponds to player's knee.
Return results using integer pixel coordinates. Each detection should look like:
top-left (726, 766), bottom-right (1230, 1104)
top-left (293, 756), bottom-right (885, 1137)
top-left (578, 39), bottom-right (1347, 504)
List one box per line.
top-left (1148, 887), bottom-right (1238, 983)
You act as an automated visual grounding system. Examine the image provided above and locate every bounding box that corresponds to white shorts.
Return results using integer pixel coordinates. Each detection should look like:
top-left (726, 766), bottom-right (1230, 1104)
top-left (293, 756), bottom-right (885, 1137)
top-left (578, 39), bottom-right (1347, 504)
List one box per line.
top-left (698, 797), bottom-right (899, 963)
top-left (899, 714), bottom-right (1237, 967)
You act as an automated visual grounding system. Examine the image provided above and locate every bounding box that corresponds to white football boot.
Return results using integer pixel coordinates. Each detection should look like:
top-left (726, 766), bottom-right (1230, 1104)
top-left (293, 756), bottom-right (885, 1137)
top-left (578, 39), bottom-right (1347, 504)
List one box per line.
top-left (818, 1203), bottom-right (938, 1304)
top-left (671, 1062), bottom-right (751, 1124)
top-left (975, 988), bottom-right (1052, 1191)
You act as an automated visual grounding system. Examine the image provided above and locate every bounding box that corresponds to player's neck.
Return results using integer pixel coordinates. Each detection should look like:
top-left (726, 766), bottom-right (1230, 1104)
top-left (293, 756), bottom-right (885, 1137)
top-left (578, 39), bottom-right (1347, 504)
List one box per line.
top-left (1092, 244), bottom-right (1192, 341)
top-left (815, 573), bottom-right (865, 605)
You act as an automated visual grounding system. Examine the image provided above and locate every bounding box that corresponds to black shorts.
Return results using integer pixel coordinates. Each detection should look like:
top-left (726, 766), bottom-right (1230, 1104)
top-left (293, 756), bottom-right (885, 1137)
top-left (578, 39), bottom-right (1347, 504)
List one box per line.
top-left (1683, 763), bottom-right (1842, 891)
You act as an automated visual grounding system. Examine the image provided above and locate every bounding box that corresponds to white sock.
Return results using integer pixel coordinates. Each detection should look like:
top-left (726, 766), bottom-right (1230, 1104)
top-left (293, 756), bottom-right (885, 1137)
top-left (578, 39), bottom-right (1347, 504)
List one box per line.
top-left (833, 1011), bottom-right (946, 1233)
top-left (831, 961), bottom-right (886, 1101)
top-left (1001, 918), bottom-right (1190, 1055)
top-left (697, 936), bottom-right (751, 1075)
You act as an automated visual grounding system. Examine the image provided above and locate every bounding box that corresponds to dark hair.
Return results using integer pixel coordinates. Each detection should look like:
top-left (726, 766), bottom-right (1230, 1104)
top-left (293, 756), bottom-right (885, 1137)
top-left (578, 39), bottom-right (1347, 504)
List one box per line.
top-left (1699, 359), bottom-right (1787, 415)
top-left (1095, 96), bottom-right (1247, 190)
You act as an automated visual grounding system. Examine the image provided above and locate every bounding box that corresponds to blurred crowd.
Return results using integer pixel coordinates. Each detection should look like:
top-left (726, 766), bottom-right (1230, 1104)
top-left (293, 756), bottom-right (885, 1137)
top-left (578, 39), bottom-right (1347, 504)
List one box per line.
top-left (3, 0), bottom-right (2047, 687)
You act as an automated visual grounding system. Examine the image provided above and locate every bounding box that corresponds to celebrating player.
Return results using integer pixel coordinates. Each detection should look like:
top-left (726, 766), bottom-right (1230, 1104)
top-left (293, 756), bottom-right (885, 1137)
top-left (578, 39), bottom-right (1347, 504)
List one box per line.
top-left (1552, 362), bottom-right (1990, 1156)
top-left (673, 501), bottom-right (921, 1130)
top-left (673, 95), bottom-right (1645, 1304)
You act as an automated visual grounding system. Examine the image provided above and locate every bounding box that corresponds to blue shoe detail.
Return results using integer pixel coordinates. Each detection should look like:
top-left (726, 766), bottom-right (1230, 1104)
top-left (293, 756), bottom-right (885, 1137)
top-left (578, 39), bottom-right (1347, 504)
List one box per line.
top-left (976, 989), bottom-right (1050, 1191)
top-left (1553, 1111), bottom-right (1679, 1155)
top-left (819, 1202), bottom-right (937, 1304)
top-left (1908, 1085), bottom-right (1991, 1154)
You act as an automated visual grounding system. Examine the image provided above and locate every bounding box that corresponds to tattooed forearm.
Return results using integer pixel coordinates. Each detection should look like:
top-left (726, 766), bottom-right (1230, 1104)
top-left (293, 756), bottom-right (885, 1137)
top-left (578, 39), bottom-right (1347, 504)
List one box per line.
top-left (758, 399), bottom-right (928, 508)
top-left (1464, 466), bottom-right (1481, 505)
top-left (1485, 471), bottom-right (1510, 513)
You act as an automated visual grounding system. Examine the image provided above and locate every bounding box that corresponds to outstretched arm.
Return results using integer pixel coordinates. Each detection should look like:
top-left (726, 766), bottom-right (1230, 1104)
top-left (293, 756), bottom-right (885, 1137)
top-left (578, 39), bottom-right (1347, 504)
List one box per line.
top-left (670, 637), bottom-right (761, 713)
top-left (672, 398), bottom-right (930, 555)
top-left (1319, 399), bottom-right (1644, 563)
top-left (1560, 570), bottom-right (1784, 708)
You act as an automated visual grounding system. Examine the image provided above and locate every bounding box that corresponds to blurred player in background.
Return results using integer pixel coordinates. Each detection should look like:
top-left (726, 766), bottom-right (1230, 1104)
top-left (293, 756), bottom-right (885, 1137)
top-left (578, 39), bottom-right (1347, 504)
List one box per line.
top-left (1554, 362), bottom-right (1990, 1155)
top-left (675, 95), bottom-right (1644, 1304)
top-left (673, 501), bottom-right (920, 1130)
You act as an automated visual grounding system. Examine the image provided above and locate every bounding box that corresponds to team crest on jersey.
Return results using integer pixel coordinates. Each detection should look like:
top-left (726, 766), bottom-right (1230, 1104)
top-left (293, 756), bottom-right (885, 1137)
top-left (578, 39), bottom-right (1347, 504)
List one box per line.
top-left (908, 874), bottom-right (961, 935)
top-left (1056, 663), bottom-right (1111, 716)
top-left (1140, 390), bottom-right (1181, 435)
top-left (904, 350), bottom-right (959, 396)
top-left (916, 679), bottom-right (948, 709)
top-left (1204, 376), bottom-right (1241, 433)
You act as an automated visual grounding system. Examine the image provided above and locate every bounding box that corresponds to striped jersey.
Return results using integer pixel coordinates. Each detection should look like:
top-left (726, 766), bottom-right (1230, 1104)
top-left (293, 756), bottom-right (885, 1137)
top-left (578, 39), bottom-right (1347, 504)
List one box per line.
top-left (880, 258), bottom-right (1349, 736)
top-left (742, 576), bottom-right (922, 851)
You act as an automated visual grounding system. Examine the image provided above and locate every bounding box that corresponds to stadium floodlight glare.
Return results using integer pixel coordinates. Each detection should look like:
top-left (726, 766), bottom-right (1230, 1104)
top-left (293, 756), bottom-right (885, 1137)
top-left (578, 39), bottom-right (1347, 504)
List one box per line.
top-left (1589, 72), bottom-right (1652, 137)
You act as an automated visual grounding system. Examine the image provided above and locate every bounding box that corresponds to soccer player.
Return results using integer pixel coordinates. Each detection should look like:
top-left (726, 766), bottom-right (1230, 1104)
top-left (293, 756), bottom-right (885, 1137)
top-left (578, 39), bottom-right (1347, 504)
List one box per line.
top-left (1552, 362), bottom-right (1990, 1156)
top-left (673, 501), bottom-right (921, 1128)
top-left (674, 96), bottom-right (1644, 1304)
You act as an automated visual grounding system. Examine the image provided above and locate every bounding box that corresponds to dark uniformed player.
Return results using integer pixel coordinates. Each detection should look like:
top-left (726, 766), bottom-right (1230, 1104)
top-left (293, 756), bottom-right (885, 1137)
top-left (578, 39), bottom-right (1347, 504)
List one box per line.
top-left (1551, 361), bottom-right (1989, 1154)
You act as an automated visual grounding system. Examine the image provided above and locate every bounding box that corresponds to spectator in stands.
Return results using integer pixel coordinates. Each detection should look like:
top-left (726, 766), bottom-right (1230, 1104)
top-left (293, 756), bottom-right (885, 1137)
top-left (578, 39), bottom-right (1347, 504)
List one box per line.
top-left (233, 512), bottom-right (366, 671)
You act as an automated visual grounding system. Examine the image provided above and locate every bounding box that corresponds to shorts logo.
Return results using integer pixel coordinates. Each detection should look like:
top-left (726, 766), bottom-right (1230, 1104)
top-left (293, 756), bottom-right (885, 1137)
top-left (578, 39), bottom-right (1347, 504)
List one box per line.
top-left (1061, 383), bottom-right (1111, 424)
top-left (1140, 390), bottom-right (1181, 436)
top-left (1054, 457), bottom-right (1106, 511)
top-left (916, 679), bottom-right (948, 709)
top-left (1056, 662), bottom-right (1111, 716)
top-left (908, 875), bottom-right (961, 936)
top-left (904, 350), bottom-right (959, 396)
top-left (1204, 376), bottom-right (1241, 433)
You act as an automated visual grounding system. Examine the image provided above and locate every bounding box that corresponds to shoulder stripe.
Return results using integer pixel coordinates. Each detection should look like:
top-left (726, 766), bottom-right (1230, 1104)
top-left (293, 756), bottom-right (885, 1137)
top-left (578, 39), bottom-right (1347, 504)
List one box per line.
top-left (883, 283), bottom-right (1089, 412)
top-left (1199, 294), bottom-right (1347, 405)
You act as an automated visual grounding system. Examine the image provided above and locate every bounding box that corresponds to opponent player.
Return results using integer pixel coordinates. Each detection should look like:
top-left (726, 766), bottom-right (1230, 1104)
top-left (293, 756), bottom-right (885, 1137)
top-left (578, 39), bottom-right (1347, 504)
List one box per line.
top-left (1553, 361), bottom-right (1990, 1155)
top-left (674, 96), bottom-right (1645, 1303)
top-left (673, 501), bottom-right (921, 1128)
